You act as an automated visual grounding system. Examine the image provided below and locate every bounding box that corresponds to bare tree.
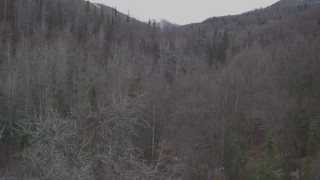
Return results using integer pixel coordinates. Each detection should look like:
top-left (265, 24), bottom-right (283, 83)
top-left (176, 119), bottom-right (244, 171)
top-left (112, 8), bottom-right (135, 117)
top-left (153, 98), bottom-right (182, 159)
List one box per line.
top-left (12, 92), bottom-right (167, 179)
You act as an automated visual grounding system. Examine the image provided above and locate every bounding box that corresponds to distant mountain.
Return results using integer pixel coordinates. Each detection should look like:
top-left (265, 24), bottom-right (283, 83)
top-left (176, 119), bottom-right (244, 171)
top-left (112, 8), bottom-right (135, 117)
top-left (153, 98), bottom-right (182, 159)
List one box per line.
top-left (157, 19), bottom-right (178, 29)
top-left (94, 3), bottom-right (176, 28)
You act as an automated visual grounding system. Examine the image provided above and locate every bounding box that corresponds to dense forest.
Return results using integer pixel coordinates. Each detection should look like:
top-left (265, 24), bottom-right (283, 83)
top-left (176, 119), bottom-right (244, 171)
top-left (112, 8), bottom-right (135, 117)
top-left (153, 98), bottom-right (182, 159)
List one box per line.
top-left (0, 0), bottom-right (320, 179)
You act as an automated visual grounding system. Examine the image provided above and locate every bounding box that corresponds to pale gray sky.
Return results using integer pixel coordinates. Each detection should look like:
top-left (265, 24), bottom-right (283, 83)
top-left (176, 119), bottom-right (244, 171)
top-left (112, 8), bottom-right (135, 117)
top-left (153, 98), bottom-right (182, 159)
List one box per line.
top-left (89, 0), bottom-right (279, 25)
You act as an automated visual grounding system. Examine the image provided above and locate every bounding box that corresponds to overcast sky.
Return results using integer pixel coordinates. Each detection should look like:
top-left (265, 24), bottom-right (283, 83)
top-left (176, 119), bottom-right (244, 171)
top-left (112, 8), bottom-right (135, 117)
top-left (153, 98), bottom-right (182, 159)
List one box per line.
top-left (89, 0), bottom-right (279, 25)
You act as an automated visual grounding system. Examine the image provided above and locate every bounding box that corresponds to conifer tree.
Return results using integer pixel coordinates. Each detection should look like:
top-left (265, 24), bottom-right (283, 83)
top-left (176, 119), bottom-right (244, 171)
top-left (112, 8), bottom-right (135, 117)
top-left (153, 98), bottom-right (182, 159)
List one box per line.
top-left (88, 86), bottom-right (98, 111)
top-left (224, 115), bottom-right (248, 179)
top-left (0, 90), bottom-right (7, 141)
top-left (86, 1), bottom-right (90, 13)
top-left (100, 5), bottom-right (104, 20)
top-left (127, 11), bottom-right (130, 22)
top-left (31, 89), bottom-right (40, 117)
top-left (53, 88), bottom-right (70, 116)
top-left (246, 130), bottom-right (280, 180)
top-left (307, 115), bottom-right (320, 155)
top-left (114, 7), bottom-right (117, 16)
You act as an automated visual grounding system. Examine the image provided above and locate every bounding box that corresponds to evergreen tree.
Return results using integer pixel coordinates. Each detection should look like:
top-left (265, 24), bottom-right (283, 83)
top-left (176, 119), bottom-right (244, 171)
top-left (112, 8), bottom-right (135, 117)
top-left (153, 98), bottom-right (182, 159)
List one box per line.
top-left (264, 130), bottom-right (277, 158)
top-left (0, 90), bottom-right (5, 122)
top-left (88, 86), bottom-right (98, 111)
top-left (307, 114), bottom-right (320, 155)
top-left (0, 90), bottom-right (7, 141)
top-left (152, 20), bottom-right (156, 28)
top-left (114, 7), bottom-right (117, 16)
top-left (223, 29), bottom-right (229, 51)
top-left (53, 88), bottom-right (70, 116)
top-left (86, 1), bottom-right (90, 13)
top-left (206, 41), bottom-right (215, 68)
top-left (246, 130), bottom-right (280, 180)
top-left (215, 29), bottom-right (230, 64)
top-left (127, 11), bottom-right (130, 22)
top-left (294, 74), bottom-right (314, 156)
top-left (31, 89), bottom-right (40, 117)
top-left (100, 5), bottom-right (104, 20)
top-left (128, 76), bottom-right (141, 99)
top-left (224, 115), bottom-right (248, 179)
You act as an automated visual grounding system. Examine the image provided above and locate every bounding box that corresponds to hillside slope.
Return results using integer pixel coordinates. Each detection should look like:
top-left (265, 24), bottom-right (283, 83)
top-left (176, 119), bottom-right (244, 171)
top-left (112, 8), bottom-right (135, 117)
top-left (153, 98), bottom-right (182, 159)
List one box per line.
top-left (0, 0), bottom-right (320, 179)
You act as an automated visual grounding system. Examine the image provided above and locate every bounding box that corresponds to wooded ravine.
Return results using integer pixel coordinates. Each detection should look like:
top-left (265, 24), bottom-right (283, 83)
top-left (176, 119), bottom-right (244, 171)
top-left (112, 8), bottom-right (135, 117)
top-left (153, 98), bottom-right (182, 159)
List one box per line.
top-left (0, 0), bottom-right (320, 179)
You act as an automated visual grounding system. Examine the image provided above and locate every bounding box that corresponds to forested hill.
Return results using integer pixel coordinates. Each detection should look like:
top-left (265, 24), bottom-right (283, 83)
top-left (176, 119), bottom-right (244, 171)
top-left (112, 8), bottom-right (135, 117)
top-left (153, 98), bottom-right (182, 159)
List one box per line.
top-left (0, 0), bottom-right (320, 179)
top-left (202, 0), bottom-right (320, 30)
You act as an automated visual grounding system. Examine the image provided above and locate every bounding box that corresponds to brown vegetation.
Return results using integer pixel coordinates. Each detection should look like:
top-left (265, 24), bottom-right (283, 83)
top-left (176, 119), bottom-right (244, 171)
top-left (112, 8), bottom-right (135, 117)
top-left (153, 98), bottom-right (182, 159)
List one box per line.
top-left (0, 0), bottom-right (320, 179)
